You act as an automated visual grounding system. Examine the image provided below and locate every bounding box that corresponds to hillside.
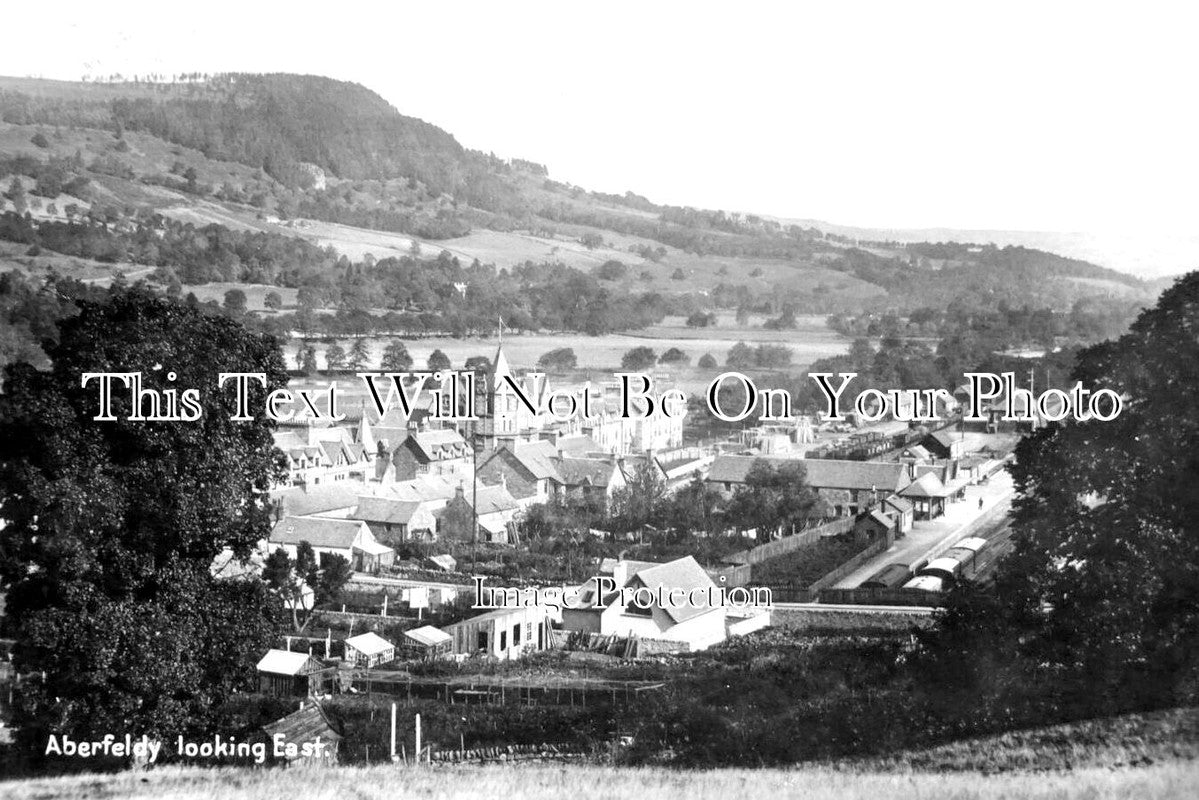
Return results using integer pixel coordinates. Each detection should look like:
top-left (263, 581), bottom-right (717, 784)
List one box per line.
top-left (788, 216), bottom-right (1199, 281)
top-left (0, 74), bottom-right (468, 189)
top-left (0, 72), bottom-right (1165, 353)
top-left (855, 705), bottom-right (1199, 773)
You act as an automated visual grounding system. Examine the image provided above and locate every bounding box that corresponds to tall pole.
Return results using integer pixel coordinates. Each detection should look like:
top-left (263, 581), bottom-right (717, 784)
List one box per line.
top-left (472, 428), bottom-right (479, 567)
top-left (1029, 367), bottom-right (1036, 429)
top-left (390, 703), bottom-right (397, 761)
top-left (414, 713), bottom-right (422, 765)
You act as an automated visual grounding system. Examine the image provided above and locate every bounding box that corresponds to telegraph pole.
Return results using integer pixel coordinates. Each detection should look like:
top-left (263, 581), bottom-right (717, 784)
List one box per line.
top-left (1028, 367), bottom-right (1037, 429)
top-left (472, 428), bottom-right (479, 568)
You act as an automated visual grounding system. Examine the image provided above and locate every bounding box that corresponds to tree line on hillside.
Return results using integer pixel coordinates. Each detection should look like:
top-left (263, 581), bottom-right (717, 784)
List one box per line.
top-left (828, 297), bottom-right (1143, 348)
top-left (0, 76), bottom-right (1155, 327)
top-left (825, 246), bottom-right (1152, 312)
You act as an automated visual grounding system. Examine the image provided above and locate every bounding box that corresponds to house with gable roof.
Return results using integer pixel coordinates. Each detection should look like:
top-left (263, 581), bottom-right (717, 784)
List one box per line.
top-left (349, 495), bottom-right (441, 545)
top-left (268, 515), bottom-right (395, 572)
top-left (273, 425), bottom-right (371, 487)
top-left (475, 439), bottom-right (561, 506)
top-left (435, 481), bottom-right (521, 543)
top-left (391, 428), bottom-right (472, 480)
top-left (923, 429), bottom-right (966, 459)
top-left (562, 556), bottom-right (728, 652)
top-left (556, 455), bottom-right (626, 512)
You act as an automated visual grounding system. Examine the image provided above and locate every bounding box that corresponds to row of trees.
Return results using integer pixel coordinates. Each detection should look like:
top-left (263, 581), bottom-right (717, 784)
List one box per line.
top-left (0, 211), bottom-right (692, 336)
top-left (523, 459), bottom-right (825, 549)
top-left (827, 296), bottom-right (1143, 351)
top-left (262, 543), bottom-right (352, 630)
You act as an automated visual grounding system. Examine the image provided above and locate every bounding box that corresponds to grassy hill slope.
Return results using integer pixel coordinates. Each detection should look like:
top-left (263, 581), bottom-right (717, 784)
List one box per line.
top-left (0, 73), bottom-right (1165, 322)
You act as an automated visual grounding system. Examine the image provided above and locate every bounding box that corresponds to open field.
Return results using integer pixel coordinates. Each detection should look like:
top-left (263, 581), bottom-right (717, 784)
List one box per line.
top-left (182, 282), bottom-right (300, 311)
top-left (283, 318), bottom-right (848, 377)
top-left (159, 202), bottom-right (884, 304)
top-left (3, 761), bottom-right (1194, 800)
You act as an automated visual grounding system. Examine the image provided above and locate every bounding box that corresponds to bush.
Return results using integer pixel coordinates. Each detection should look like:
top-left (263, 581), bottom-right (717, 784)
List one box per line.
top-left (223, 288), bottom-right (247, 313)
top-left (537, 347), bottom-right (578, 371)
top-left (621, 346), bottom-right (657, 371)
top-left (594, 260), bottom-right (628, 281)
top-left (659, 347), bottom-right (689, 365)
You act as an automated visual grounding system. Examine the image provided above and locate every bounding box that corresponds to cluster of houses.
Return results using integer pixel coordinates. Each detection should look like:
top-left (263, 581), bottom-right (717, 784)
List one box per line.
top-left (705, 428), bottom-right (1003, 537)
top-left (255, 552), bottom-right (770, 694)
top-left (259, 344), bottom-right (701, 571)
top-left (248, 548), bottom-right (768, 765)
top-left (237, 369), bottom-right (1022, 764)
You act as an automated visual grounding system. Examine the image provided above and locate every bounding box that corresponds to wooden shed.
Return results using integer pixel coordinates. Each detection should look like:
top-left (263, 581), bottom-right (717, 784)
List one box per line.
top-left (400, 625), bottom-right (453, 660)
top-left (343, 632), bottom-right (396, 668)
top-left (256, 649), bottom-right (333, 697)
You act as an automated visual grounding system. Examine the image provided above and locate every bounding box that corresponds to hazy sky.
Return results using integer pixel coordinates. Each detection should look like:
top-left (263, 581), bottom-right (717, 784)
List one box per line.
top-left (3, 1), bottom-right (1197, 238)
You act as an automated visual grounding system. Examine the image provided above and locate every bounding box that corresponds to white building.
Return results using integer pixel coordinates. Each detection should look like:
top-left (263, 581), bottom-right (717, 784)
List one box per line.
top-left (562, 557), bottom-right (728, 652)
top-left (343, 632), bottom-right (396, 668)
top-left (445, 605), bottom-right (554, 661)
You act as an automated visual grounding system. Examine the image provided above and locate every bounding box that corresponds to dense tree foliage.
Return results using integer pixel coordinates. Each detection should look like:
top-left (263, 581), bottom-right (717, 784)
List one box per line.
top-left (620, 346), bottom-right (657, 371)
top-left (380, 340), bottom-right (413, 371)
top-left (536, 347), bottom-right (577, 371)
top-left (962, 273), bottom-right (1199, 709)
top-left (0, 290), bottom-right (288, 753)
top-left (895, 273), bottom-right (1199, 755)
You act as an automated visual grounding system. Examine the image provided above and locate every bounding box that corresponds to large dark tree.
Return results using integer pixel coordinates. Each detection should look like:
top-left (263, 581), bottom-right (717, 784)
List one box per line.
top-left (380, 340), bottom-right (413, 372)
top-left (722, 460), bottom-right (821, 537)
top-left (0, 289), bottom-right (288, 753)
top-left (931, 273), bottom-right (1199, 719)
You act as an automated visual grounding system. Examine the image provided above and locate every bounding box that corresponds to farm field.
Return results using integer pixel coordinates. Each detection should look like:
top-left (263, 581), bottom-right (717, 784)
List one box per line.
top-left (3, 761), bottom-right (1193, 800)
top-left (283, 318), bottom-right (848, 377)
top-left (159, 202), bottom-right (884, 305)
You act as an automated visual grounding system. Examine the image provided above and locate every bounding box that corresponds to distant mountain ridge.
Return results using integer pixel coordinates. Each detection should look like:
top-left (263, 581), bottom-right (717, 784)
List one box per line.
top-left (0, 73), bottom-right (473, 190)
top-left (785, 217), bottom-right (1194, 282)
top-left (0, 72), bottom-right (1170, 315)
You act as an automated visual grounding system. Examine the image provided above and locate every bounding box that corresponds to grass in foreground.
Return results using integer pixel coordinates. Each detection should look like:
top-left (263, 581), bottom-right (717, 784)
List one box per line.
top-left (853, 706), bottom-right (1199, 774)
top-left (2, 762), bottom-right (1197, 800)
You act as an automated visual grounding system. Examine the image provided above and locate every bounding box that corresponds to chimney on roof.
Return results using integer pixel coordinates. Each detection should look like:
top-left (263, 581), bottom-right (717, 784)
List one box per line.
top-left (455, 482), bottom-right (465, 501)
top-left (612, 560), bottom-right (629, 587)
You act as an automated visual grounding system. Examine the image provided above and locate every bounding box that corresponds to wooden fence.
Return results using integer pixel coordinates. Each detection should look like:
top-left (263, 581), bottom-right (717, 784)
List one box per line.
top-left (722, 517), bottom-right (855, 567)
top-left (431, 742), bottom-right (585, 762)
top-left (347, 674), bottom-right (663, 708)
